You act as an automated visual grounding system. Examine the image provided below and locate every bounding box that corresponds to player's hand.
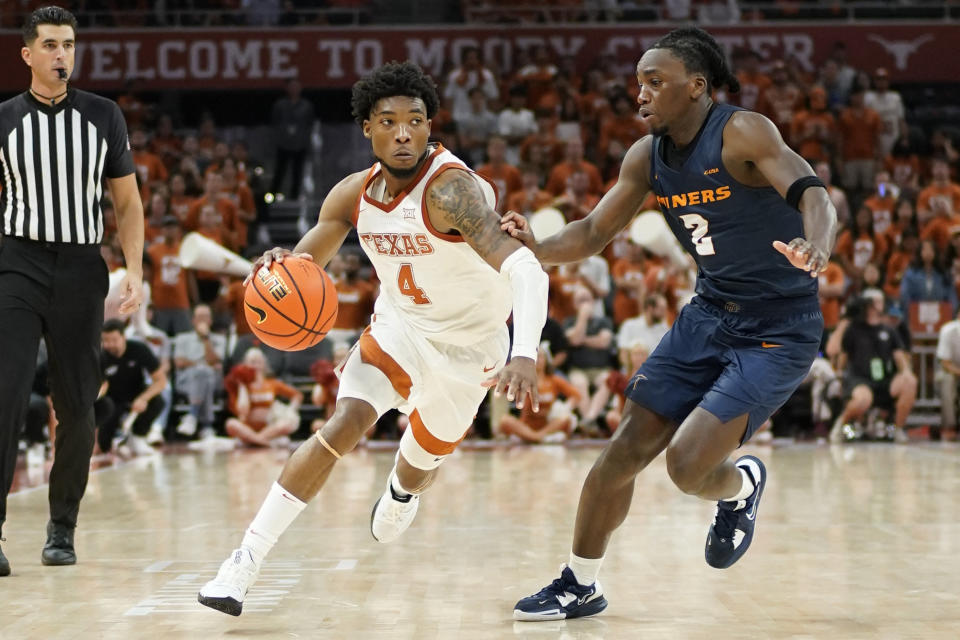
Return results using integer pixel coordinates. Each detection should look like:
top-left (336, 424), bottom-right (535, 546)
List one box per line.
top-left (773, 238), bottom-right (829, 278)
top-left (117, 269), bottom-right (145, 316)
top-left (244, 248), bottom-right (314, 285)
top-left (131, 396), bottom-right (148, 414)
top-left (482, 356), bottom-right (539, 412)
top-left (499, 211), bottom-right (537, 252)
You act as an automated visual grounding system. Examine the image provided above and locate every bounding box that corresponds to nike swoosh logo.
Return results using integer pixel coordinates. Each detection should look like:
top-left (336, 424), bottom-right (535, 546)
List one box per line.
top-left (245, 301), bottom-right (268, 325)
top-left (483, 364), bottom-right (496, 373)
top-left (745, 499), bottom-right (758, 520)
top-left (557, 592), bottom-right (576, 607)
top-left (761, 342), bottom-right (782, 348)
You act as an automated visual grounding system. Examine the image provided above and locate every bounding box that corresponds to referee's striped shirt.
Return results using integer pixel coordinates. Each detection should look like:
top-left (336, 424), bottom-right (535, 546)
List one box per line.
top-left (0, 88), bottom-right (135, 244)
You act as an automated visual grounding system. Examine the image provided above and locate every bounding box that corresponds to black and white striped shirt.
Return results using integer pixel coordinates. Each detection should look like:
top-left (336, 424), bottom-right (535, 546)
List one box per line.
top-left (0, 88), bottom-right (135, 244)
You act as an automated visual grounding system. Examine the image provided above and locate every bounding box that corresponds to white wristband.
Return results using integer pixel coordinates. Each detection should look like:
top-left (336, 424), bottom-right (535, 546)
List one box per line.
top-left (500, 247), bottom-right (549, 362)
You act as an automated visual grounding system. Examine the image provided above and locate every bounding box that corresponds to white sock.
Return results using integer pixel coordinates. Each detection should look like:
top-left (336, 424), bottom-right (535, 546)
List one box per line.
top-left (568, 552), bottom-right (603, 586)
top-left (390, 472), bottom-right (412, 499)
top-left (725, 467), bottom-right (756, 503)
top-left (240, 482), bottom-right (307, 565)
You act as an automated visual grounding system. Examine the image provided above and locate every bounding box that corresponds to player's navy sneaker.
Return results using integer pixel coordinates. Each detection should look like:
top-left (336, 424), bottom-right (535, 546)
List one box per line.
top-left (705, 455), bottom-right (767, 569)
top-left (513, 566), bottom-right (608, 621)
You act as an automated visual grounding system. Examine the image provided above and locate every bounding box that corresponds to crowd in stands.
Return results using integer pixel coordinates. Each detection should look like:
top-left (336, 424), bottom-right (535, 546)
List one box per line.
top-left (15, 30), bottom-right (960, 469)
top-left (1, 1), bottom-right (952, 28)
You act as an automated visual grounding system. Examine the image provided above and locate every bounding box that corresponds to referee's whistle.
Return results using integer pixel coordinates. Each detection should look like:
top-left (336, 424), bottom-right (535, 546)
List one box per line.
top-left (57, 68), bottom-right (67, 80)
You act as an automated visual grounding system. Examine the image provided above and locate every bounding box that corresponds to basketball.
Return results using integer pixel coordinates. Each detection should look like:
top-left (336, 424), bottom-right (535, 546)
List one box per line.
top-left (243, 257), bottom-right (338, 351)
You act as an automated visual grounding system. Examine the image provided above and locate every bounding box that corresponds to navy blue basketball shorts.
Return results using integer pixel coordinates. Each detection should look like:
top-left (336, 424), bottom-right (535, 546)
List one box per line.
top-left (625, 296), bottom-right (823, 443)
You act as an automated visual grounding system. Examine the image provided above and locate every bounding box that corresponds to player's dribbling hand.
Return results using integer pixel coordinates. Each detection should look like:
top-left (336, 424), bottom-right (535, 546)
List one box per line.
top-left (499, 211), bottom-right (536, 251)
top-left (482, 356), bottom-right (540, 412)
top-left (773, 238), bottom-right (829, 278)
top-left (244, 248), bottom-right (314, 286)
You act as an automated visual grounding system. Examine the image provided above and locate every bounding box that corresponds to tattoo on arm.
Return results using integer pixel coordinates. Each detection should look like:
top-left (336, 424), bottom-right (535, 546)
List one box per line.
top-left (427, 171), bottom-right (509, 259)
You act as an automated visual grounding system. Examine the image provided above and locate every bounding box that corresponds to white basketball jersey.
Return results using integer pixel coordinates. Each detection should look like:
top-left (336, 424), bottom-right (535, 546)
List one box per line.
top-left (353, 145), bottom-right (512, 346)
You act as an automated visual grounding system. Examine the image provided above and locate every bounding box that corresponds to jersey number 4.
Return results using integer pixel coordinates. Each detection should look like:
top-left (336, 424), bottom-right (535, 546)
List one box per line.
top-left (679, 213), bottom-right (716, 256)
top-left (398, 263), bottom-right (431, 304)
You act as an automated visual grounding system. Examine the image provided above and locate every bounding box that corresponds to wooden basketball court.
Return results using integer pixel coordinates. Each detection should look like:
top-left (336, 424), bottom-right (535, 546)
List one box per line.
top-left (3, 441), bottom-right (960, 638)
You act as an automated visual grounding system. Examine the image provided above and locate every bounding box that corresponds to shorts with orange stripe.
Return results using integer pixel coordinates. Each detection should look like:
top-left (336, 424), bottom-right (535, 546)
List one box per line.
top-left (336, 310), bottom-right (509, 470)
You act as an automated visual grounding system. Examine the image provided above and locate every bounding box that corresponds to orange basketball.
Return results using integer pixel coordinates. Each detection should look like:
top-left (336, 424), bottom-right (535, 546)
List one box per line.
top-left (243, 257), bottom-right (338, 351)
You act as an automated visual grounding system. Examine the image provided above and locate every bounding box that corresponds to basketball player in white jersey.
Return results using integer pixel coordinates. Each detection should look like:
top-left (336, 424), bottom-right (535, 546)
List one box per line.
top-left (198, 62), bottom-right (549, 616)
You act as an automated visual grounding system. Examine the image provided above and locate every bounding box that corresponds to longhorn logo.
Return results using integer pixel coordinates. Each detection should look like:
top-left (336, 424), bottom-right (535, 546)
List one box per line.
top-left (866, 34), bottom-right (934, 70)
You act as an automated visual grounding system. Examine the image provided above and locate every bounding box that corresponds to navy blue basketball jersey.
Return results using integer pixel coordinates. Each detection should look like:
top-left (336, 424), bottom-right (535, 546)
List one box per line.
top-left (649, 103), bottom-right (817, 308)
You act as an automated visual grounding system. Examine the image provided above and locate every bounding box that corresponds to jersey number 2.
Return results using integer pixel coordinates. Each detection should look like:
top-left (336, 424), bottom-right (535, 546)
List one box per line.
top-left (398, 264), bottom-right (430, 304)
top-left (679, 213), bottom-right (716, 256)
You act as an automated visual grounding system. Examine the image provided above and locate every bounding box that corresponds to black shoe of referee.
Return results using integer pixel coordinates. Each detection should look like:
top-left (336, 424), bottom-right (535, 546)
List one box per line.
top-left (41, 521), bottom-right (76, 566)
top-left (0, 537), bottom-right (10, 576)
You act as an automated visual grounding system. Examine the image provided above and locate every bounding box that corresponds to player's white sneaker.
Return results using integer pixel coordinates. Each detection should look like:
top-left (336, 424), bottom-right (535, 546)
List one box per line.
top-left (129, 435), bottom-right (158, 457)
top-left (370, 476), bottom-right (419, 543)
top-left (198, 548), bottom-right (260, 616)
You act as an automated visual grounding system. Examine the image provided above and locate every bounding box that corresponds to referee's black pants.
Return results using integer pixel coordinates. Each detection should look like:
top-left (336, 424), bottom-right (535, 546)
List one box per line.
top-left (0, 236), bottom-right (108, 536)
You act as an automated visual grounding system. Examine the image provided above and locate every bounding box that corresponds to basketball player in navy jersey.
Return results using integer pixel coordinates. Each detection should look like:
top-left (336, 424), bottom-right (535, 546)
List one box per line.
top-left (506, 27), bottom-right (837, 620)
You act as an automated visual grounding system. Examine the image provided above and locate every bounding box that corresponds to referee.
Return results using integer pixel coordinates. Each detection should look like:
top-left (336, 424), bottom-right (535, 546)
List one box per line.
top-left (0, 6), bottom-right (144, 577)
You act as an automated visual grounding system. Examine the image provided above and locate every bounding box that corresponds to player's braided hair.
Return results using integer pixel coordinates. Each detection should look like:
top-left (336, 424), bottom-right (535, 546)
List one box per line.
top-left (651, 27), bottom-right (740, 94)
top-left (351, 61), bottom-right (440, 125)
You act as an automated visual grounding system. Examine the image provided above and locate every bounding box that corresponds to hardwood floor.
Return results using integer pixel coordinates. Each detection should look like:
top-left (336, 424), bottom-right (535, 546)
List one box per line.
top-left (3, 441), bottom-right (960, 639)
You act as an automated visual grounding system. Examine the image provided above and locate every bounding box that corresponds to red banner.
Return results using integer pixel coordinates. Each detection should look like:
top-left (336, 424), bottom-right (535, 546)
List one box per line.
top-left (0, 23), bottom-right (953, 91)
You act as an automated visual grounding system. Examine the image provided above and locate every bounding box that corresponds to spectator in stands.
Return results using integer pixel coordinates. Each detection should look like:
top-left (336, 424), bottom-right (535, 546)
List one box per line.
top-left (186, 172), bottom-right (239, 242)
top-left (864, 67), bottom-right (906, 157)
top-left (516, 44), bottom-right (557, 110)
top-left (224, 348), bottom-right (302, 447)
top-left (455, 86), bottom-right (500, 166)
top-left (863, 170), bottom-right (898, 236)
top-left (444, 46), bottom-right (499, 122)
top-left (791, 87), bottom-right (835, 165)
top-left (553, 168), bottom-right (601, 222)
top-left (144, 191), bottom-right (172, 246)
top-left (169, 173), bottom-right (194, 223)
top-left (616, 293), bottom-right (669, 369)
top-left (220, 158), bottom-right (257, 249)
top-left (507, 165), bottom-right (552, 215)
top-left (828, 41), bottom-right (857, 102)
top-left (147, 217), bottom-right (196, 336)
top-left (325, 250), bottom-right (375, 348)
top-left (498, 347), bottom-right (580, 444)
top-left (269, 79), bottom-right (315, 200)
top-left (814, 161), bottom-right (850, 227)
top-left (929, 129), bottom-right (959, 168)
top-left (597, 92), bottom-right (648, 175)
top-left (173, 305), bottom-right (225, 438)
top-left (756, 60), bottom-right (801, 139)
top-left (476, 136), bottom-right (522, 214)
top-left (918, 158), bottom-right (960, 247)
top-left (150, 113), bottom-right (182, 172)
top-left (519, 109), bottom-right (562, 176)
top-left (936, 307), bottom-right (960, 441)
top-left (837, 89), bottom-right (883, 197)
top-left (97, 319), bottom-right (167, 456)
top-left (131, 127), bottom-right (168, 202)
top-left (546, 137), bottom-right (603, 197)
top-left (834, 205), bottom-right (888, 281)
top-left (900, 239), bottom-right (957, 313)
top-left (194, 204), bottom-right (233, 303)
top-left (818, 256), bottom-right (847, 344)
top-left (885, 198), bottom-right (918, 250)
top-left (830, 295), bottom-right (916, 443)
top-left (731, 48), bottom-right (769, 112)
top-left (564, 286), bottom-right (614, 420)
top-left (498, 85), bottom-right (538, 166)
top-left (308, 346), bottom-right (346, 434)
top-left (884, 227), bottom-right (919, 302)
top-left (610, 241), bottom-right (648, 326)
